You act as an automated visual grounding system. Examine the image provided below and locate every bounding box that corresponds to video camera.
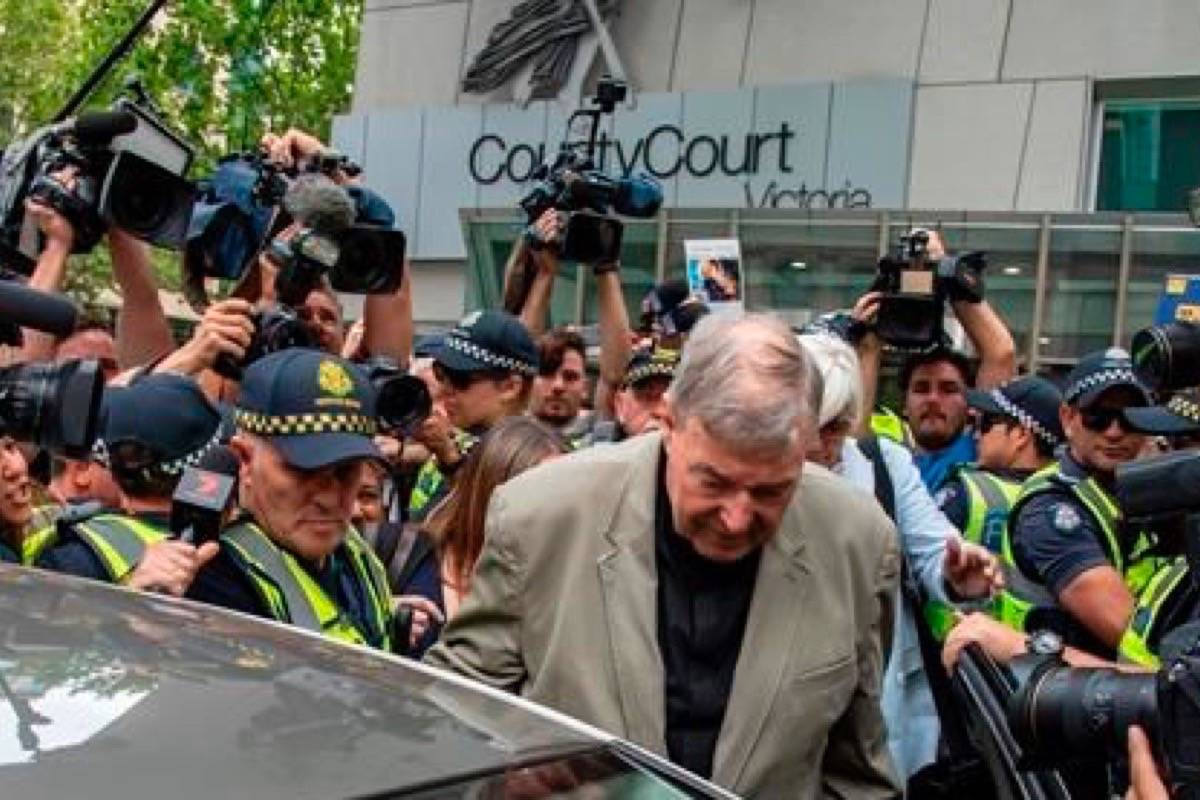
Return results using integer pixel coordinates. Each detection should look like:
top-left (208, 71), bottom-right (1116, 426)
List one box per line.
top-left (1133, 321), bottom-right (1200, 394)
top-left (520, 76), bottom-right (662, 266)
top-left (0, 91), bottom-right (196, 273)
top-left (869, 228), bottom-right (987, 350)
top-left (1007, 622), bottom-right (1200, 798)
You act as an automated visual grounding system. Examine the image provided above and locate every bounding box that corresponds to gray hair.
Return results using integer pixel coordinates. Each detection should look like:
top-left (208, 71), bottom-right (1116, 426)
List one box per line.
top-left (797, 333), bottom-right (863, 429)
top-left (669, 312), bottom-right (820, 456)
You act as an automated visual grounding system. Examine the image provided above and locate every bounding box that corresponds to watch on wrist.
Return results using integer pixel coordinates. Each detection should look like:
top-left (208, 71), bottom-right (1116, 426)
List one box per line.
top-left (1027, 629), bottom-right (1065, 658)
top-left (592, 261), bottom-right (620, 276)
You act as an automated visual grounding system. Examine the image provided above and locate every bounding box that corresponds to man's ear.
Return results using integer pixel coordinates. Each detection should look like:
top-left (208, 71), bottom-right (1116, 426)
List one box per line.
top-left (228, 435), bottom-right (254, 483)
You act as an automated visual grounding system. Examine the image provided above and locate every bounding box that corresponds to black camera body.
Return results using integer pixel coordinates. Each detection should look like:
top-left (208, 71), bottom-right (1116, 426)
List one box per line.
top-left (0, 96), bottom-right (196, 273)
top-left (871, 229), bottom-right (986, 349)
top-left (361, 357), bottom-right (431, 436)
top-left (213, 307), bottom-right (315, 381)
top-left (1009, 624), bottom-right (1200, 798)
top-left (520, 76), bottom-right (662, 265)
top-left (0, 358), bottom-right (104, 459)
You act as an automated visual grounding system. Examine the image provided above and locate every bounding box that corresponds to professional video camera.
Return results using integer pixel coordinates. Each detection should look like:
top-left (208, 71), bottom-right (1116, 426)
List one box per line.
top-left (1133, 320), bottom-right (1200, 393)
top-left (0, 89), bottom-right (196, 273)
top-left (361, 357), bottom-right (432, 436)
top-left (520, 76), bottom-right (663, 266)
top-left (869, 228), bottom-right (987, 350)
top-left (187, 150), bottom-right (406, 305)
top-left (1007, 622), bottom-right (1200, 798)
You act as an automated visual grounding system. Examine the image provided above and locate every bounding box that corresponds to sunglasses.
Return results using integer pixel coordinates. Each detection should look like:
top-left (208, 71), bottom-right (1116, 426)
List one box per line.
top-left (1079, 407), bottom-right (1134, 434)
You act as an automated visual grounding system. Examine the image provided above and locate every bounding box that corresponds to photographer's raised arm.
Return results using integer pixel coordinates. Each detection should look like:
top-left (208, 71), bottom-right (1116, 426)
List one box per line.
top-left (108, 228), bottom-right (175, 368)
top-left (594, 264), bottom-right (632, 418)
top-left (953, 298), bottom-right (1016, 390)
top-left (514, 210), bottom-right (564, 337)
top-left (19, 199), bottom-right (74, 363)
top-left (851, 291), bottom-right (883, 435)
top-left (361, 263), bottom-right (412, 365)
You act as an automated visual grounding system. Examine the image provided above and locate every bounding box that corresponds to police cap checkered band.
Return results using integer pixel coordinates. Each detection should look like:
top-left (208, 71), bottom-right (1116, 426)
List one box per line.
top-left (1167, 394), bottom-right (1200, 424)
top-left (444, 333), bottom-right (536, 376)
top-left (1063, 367), bottom-right (1140, 404)
top-left (987, 388), bottom-right (1060, 447)
top-left (235, 410), bottom-right (378, 437)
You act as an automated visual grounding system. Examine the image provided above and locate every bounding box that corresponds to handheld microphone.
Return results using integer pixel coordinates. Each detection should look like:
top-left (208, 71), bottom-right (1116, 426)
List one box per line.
top-left (170, 445), bottom-right (239, 546)
top-left (0, 280), bottom-right (78, 338)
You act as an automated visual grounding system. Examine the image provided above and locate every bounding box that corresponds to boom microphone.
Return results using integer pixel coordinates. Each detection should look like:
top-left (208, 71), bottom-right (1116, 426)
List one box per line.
top-left (0, 280), bottom-right (78, 337)
top-left (55, 110), bottom-right (138, 144)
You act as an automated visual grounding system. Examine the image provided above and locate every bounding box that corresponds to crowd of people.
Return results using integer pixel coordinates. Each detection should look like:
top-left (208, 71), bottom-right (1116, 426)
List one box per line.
top-left (0, 126), bottom-right (1186, 798)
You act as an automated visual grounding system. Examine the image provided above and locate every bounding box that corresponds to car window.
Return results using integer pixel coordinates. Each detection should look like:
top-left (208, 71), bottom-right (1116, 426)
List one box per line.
top-left (390, 746), bottom-right (716, 799)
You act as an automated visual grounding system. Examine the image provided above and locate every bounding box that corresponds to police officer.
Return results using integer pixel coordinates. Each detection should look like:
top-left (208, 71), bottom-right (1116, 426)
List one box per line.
top-left (1115, 388), bottom-right (1200, 666)
top-left (35, 373), bottom-right (224, 593)
top-left (187, 349), bottom-right (395, 651)
top-left (585, 344), bottom-right (680, 444)
top-left (1002, 349), bottom-right (1159, 656)
top-left (408, 309), bottom-right (538, 518)
top-left (936, 376), bottom-right (1064, 554)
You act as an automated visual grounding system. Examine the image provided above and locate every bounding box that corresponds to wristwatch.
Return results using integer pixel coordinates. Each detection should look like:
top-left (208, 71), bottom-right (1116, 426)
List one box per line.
top-left (1027, 629), bottom-right (1065, 658)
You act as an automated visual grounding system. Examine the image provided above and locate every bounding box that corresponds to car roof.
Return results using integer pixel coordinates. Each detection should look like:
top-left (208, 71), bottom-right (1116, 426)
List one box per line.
top-left (0, 566), bottom-right (605, 798)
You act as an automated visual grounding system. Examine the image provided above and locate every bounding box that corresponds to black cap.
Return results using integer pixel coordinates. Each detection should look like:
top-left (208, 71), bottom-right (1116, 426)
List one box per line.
top-left (967, 376), bottom-right (1065, 449)
top-left (1124, 388), bottom-right (1200, 435)
top-left (427, 310), bottom-right (538, 376)
top-left (623, 345), bottom-right (680, 388)
top-left (235, 350), bottom-right (380, 470)
top-left (98, 374), bottom-right (223, 474)
top-left (1062, 348), bottom-right (1153, 408)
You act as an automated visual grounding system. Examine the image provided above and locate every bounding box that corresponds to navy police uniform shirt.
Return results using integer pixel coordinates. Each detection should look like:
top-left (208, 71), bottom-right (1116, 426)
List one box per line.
top-left (1008, 452), bottom-right (1113, 599)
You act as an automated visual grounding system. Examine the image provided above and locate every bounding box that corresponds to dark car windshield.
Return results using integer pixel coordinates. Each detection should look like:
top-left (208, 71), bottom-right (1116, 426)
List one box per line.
top-left (364, 745), bottom-right (715, 799)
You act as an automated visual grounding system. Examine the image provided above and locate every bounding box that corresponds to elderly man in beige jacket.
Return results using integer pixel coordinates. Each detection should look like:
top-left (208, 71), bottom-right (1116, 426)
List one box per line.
top-left (426, 312), bottom-right (901, 798)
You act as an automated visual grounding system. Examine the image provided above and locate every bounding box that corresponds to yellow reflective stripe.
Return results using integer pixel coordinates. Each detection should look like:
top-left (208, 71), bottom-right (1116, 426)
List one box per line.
top-left (74, 515), bottom-right (168, 582)
top-left (223, 523), bottom-right (382, 648)
top-left (21, 525), bottom-right (58, 566)
top-left (344, 530), bottom-right (394, 650)
top-left (1119, 559), bottom-right (1189, 669)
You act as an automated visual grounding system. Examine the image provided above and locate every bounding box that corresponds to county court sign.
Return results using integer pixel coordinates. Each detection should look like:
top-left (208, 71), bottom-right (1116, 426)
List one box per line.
top-left (333, 80), bottom-right (913, 259)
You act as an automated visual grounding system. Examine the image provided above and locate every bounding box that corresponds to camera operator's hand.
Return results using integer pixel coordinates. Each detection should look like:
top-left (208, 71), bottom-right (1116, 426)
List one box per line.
top-left (262, 128), bottom-right (329, 173)
top-left (157, 298), bottom-right (256, 376)
top-left (943, 535), bottom-right (1004, 600)
top-left (850, 291), bottom-right (883, 351)
top-left (1127, 725), bottom-right (1169, 800)
top-left (529, 209), bottom-right (564, 262)
top-left (925, 229), bottom-right (946, 261)
top-left (125, 540), bottom-right (220, 596)
top-left (25, 198), bottom-right (75, 250)
top-left (413, 408), bottom-right (460, 470)
top-left (942, 612), bottom-right (1027, 673)
top-left (393, 595), bottom-right (445, 652)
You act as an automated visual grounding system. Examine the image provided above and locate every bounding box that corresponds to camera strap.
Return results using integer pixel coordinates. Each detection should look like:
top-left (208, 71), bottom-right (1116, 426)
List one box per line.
top-left (857, 435), bottom-right (980, 765)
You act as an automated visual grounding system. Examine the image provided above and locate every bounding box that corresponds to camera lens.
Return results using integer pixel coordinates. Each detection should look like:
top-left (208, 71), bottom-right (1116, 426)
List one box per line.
top-left (1009, 664), bottom-right (1157, 761)
top-left (0, 359), bottom-right (103, 458)
top-left (259, 310), bottom-right (315, 354)
top-left (1132, 322), bottom-right (1200, 393)
top-left (375, 374), bottom-right (431, 434)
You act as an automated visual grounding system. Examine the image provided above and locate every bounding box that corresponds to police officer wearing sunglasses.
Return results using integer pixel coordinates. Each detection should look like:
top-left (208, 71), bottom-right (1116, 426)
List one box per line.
top-left (1000, 349), bottom-right (1162, 658)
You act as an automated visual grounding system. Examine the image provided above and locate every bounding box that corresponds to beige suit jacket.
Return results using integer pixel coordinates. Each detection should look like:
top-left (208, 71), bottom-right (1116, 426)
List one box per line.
top-left (425, 432), bottom-right (901, 798)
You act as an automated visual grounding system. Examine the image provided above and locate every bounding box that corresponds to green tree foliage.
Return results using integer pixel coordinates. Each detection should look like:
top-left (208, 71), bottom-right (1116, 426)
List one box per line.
top-left (0, 0), bottom-right (364, 302)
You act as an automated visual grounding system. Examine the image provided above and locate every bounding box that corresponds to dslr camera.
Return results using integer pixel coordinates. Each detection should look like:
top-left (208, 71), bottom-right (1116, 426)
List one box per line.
top-left (1009, 623), bottom-right (1200, 798)
top-left (361, 357), bottom-right (432, 436)
top-left (870, 228), bottom-right (987, 350)
top-left (0, 90), bottom-right (196, 273)
top-left (521, 76), bottom-right (662, 266)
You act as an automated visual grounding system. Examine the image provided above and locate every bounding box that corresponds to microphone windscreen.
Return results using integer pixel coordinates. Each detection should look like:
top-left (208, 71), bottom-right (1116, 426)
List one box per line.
top-left (72, 110), bottom-right (138, 143)
top-left (282, 174), bottom-right (355, 234)
top-left (0, 281), bottom-right (77, 337)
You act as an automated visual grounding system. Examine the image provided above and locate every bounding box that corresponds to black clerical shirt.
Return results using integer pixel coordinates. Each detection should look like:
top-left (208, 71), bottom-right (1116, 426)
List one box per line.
top-left (654, 452), bottom-right (762, 779)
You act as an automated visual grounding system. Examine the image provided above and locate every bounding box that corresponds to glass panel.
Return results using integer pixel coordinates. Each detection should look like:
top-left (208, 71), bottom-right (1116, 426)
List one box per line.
top-left (741, 220), bottom-right (880, 328)
top-left (1125, 227), bottom-right (1200, 341)
top-left (1040, 226), bottom-right (1123, 362)
top-left (1097, 100), bottom-right (1200, 213)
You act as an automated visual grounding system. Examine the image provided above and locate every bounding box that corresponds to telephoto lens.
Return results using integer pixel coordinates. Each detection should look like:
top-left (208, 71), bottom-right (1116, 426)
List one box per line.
top-left (0, 358), bottom-right (104, 458)
top-left (1008, 660), bottom-right (1157, 762)
top-left (1132, 321), bottom-right (1200, 393)
top-left (362, 358), bottom-right (431, 435)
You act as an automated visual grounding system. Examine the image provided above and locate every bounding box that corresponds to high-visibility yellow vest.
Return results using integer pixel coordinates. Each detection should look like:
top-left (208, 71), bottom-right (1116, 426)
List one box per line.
top-left (70, 513), bottom-right (170, 583)
top-left (1118, 557), bottom-right (1191, 669)
top-left (222, 521), bottom-right (394, 651)
top-left (944, 465), bottom-right (1022, 554)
